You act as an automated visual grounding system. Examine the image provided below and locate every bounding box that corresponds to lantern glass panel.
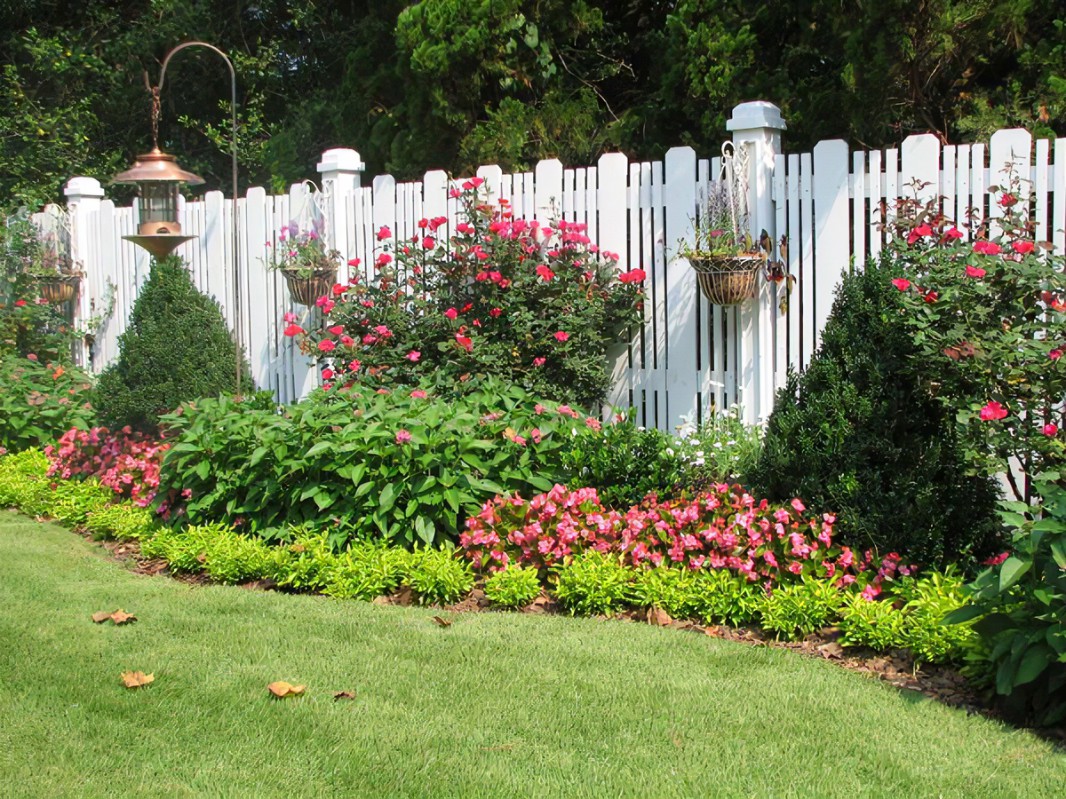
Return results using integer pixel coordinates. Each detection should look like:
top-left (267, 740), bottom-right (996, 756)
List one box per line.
top-left (138, 182), bottom-right (179, 225)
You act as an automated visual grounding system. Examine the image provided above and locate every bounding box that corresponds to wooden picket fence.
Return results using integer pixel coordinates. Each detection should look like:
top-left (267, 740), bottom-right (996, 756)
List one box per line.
top-left (48, 104), bottom-right (1064, 432)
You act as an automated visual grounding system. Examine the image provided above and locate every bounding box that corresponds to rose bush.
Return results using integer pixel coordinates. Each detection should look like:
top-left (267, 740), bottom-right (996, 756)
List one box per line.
top-left (888, 185), bottom-right (1066, 499)
top-left (285, 179), bottom-right (645, 410)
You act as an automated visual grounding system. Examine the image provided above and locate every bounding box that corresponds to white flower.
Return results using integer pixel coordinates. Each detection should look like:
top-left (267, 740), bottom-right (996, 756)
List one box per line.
top-left (665, 448), bottom-right (675, 457)
top-left (694, 450), bottom-right (704, 458)
top-left (713, 442), bottom-right (722, 448)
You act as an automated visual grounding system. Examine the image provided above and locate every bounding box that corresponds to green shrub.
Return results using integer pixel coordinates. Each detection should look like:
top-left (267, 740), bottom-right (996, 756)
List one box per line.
top-left (156, 377), bottom-right (574, 547)
top-left (687, 569), bottom-right (764, 626)
top-left (84, 502), bottom-right (159, 541)
top-left (839, 593), bottom-right (908, 652)
top-left (160, 524), bottom-right (217, 573)
top-left (47, 478), bottom-right (111, 526)
top-left (893, 569), bottom-right (976, 664)
top-left (93, 256), bottom-right (250, 433)
top-left (554, 550), bottom-right (635, 616)
top-left (0, 355), bottom-right (95, 453)
top-left (404, 546), bottom-right (474, 606)
top-left (201, 528), bottom-right (277, 585)
top-left (321, 542), bottom-right (412, 601)
top-left (138, 525), bottom-right (180, 560)
top-left (0, 449), bottom-right (50, 509)
top-left (632, 566), bottom-right (701, 619)
top-left (560, 418), bottom-right (685, 508)
top-left (748, 254), bottom-right (1002, 571)
top-left (483, 565), bottom-right (542, 609)
top-left (757, 577), bottom-right (843, 640)
top-left (273, 528), bottom-right (340, 591)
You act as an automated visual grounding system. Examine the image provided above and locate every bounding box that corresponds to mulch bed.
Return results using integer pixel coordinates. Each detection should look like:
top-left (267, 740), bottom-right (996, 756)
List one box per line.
top-left (72, 524), bottom-right (1064, 744)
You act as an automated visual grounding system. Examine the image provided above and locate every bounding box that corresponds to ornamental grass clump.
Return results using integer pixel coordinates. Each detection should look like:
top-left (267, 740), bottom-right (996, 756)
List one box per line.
top-left (285, 179), bottom-right (645, 410)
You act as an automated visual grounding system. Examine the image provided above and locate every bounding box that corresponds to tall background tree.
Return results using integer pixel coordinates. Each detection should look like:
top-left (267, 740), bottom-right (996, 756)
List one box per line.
top-left (1, 0), bottom-right (1063, 208)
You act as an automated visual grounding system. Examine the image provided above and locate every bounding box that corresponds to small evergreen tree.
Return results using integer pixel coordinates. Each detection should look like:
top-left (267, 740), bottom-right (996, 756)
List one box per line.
top-left (94, 256), bottom-right (251, 433)
top-left (747, 254), bottom-right (1002, 571)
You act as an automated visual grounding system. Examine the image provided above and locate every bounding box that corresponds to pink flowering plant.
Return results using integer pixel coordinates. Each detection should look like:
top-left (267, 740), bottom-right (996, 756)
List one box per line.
top-left (266, 219), bottom-right (340, 279)
top-left (0, 354), bottom-right (94, 453)
top-left (286, 179), bottom-right (645, 410)
top-left (461, 482), bottom-right (908, 598)
top-left (45, 425), bottom-right (169, 507)
top-left (887, 181), bottom-right (1066, 500)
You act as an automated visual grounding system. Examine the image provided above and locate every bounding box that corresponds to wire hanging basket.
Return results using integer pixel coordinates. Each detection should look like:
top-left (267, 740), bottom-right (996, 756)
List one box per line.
top-left (688, 254), bottom-right (763, 305)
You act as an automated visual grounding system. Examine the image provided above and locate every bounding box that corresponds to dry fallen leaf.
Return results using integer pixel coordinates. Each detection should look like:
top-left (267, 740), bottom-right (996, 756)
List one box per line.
top-left (91, 610), bottom-right (113, 624)
top-left (646, 606), bottom-right (672, 627)
top-left (333, 691), bottom-right (356, 701)
top-left (267, 681), bottom-right (306, 698)
top-left (431, 615), bottom-right (452, 628)
top-left (109, 610), bottom-right (137, 625)
top-left (120, 671), bottom-right (154, 688)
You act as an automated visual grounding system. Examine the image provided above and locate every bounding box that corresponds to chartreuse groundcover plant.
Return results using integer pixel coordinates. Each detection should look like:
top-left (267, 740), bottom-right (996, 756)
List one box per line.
top-left (5, 514), bottom-right (1066, 799)
top-left (888, 181), bottom-right (1066, 724)
top-left (285, 179), bottom-right (645, 410)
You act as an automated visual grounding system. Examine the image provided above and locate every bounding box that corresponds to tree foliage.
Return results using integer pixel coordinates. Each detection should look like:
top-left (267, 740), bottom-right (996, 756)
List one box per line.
top-left (1, 0), bottom-right (1064, 208)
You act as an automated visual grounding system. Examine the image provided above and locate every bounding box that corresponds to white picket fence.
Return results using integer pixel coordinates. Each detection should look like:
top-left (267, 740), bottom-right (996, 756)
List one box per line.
top-left (49, 102), bottom-right (1066, 432)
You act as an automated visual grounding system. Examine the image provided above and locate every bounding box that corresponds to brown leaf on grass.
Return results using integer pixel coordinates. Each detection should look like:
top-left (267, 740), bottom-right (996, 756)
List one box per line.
top-left (333, 691), bottom-right (356, 701)
top-left (120, 671), bottom-right (154, 688)
top-left (646, 607), bottom-right (672, 627)
top-left (109, 610), bottom-right (137, 625)
top-left (431, 615), bottom-right (453, 628)
top-left (267, 681), bottom-right (306, 698)
top-left (91, 611), bottom-right (113, 623)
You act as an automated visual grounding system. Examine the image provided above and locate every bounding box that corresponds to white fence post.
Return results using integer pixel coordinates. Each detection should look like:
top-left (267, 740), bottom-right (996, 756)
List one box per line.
top-left (317, 148), bottom-right (364, 284)
top-left (64, 176), bottom-right (106, 368)
top-left (727, 101), bottom-right (786, 424)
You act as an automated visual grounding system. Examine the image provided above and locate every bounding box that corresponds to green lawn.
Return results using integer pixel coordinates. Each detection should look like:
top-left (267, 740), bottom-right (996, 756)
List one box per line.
top-left (0, 512), bottom-right (1063, 798)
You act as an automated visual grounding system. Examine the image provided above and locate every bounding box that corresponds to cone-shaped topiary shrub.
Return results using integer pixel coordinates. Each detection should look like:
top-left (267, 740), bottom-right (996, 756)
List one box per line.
top-left (94, 256), bottom-right (251, 433)
top-left (747, 254), bottom-right (1002, 572)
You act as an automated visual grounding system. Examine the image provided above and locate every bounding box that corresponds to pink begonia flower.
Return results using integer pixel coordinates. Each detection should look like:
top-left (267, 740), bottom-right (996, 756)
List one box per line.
top-left (554, 331), bottom-right (570, 342)
top-left (983, 552), bottom-right (1009, 566)
top-left (411, 390), bottom-right (428, 399)
top-left (979, 401), bottom-right (1008, 421)
top-left (1043, 423), bottom-right (1059, 437)
top-left (406, 350), bottom-right (421, 362)
top-left (891, 278), bottom-right (910, 291)
top-left (395, 429), bottom-right (411, 444)
top-left (790, 498), bottom-right (805, 513)
top-left (965, 265), bottom-right (986, 278)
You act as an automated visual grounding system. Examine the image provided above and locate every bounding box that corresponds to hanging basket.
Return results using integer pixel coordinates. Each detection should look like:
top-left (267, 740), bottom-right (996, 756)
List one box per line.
top-left (686, 255), bottom-right (762, 305)
top-left (34, 273), bottom-right (82, 305)
top-left (282, 266), bottom-right (338, 307)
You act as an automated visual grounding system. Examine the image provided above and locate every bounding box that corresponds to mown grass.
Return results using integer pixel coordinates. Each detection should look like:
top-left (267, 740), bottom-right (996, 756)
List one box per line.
top-left (0, 511), bottom-right (1063, 798)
